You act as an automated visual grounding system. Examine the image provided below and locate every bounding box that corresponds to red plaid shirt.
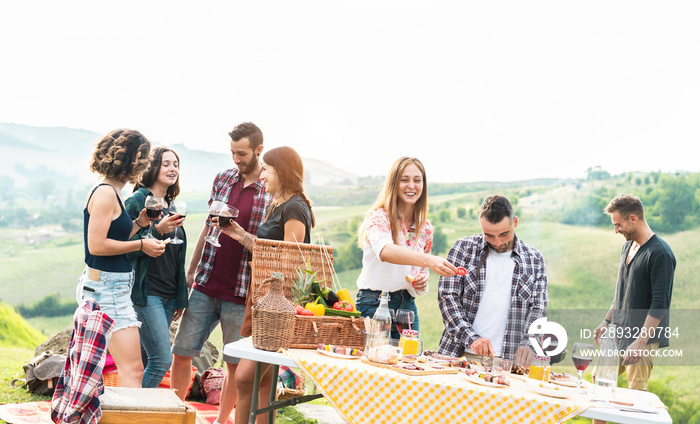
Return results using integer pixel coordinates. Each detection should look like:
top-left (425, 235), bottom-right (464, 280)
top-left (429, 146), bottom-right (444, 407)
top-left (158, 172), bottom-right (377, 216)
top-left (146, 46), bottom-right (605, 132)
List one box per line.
top-left (51, 300), bottom-right (114, 424)
top-left (194, 167), bottom-right (269, 298)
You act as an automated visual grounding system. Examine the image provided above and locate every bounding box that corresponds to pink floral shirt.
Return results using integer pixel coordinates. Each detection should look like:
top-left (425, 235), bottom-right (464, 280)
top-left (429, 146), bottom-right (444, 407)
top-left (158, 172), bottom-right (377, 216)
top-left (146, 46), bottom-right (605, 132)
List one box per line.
top-left (356, 208), bottom-right (434, 296)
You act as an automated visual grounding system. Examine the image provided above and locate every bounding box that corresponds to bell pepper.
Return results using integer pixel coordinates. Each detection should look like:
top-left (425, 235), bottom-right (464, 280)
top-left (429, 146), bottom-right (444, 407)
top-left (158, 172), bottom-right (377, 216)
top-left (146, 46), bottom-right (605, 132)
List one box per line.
top-left (304, 298), bottom-right (325, 316)
top-left (336, 288), bottom-right (356, 311)
top-left (332, 300), bottom-right (354, 312)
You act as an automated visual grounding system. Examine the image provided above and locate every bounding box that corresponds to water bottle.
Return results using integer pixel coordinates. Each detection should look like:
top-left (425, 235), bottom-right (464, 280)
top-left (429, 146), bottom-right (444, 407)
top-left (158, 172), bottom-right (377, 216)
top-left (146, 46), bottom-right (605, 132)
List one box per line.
top-left (594, 324), bottom-right (619, 398)
top-left (364, 291), bottom-right (392, 352)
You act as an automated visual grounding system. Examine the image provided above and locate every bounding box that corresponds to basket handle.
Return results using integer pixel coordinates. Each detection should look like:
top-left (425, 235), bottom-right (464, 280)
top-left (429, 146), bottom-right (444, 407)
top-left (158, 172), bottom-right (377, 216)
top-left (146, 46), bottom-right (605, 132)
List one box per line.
top-left (350, 317), bottom-right (361, 334)
top-left (253, 273), bottom-right (284, 304)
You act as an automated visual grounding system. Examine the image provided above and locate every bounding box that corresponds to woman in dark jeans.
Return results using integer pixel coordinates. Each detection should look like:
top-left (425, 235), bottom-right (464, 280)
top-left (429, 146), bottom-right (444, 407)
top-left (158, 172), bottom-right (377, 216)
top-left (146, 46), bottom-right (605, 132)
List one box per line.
top-left (125, 146), bottom-right (188, 388)
top-left (355, 157), bottom-right (457, 339)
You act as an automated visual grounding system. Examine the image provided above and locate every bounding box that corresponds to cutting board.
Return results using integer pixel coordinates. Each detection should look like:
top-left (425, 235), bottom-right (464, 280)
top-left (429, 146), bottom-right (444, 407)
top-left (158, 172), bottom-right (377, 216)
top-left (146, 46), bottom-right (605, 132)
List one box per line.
top-left (361, 357), bottom-right (460, 376)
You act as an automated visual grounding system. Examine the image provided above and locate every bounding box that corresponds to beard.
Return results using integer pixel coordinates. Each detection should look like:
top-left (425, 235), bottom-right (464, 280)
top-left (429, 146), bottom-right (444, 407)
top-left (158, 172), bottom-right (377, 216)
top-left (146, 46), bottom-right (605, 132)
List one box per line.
top-left (488, 239), bottom-right (513, 253)
top-left (237, 152), bottom-right (259, 175)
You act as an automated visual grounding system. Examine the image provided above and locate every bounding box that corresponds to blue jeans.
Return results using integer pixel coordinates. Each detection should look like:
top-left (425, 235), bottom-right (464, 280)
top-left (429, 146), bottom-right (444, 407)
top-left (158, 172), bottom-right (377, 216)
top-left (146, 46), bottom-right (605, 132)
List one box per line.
top-left (355, 289), bottom-right (419, 340)
top-left (134, 295), bottom-right (177, 388)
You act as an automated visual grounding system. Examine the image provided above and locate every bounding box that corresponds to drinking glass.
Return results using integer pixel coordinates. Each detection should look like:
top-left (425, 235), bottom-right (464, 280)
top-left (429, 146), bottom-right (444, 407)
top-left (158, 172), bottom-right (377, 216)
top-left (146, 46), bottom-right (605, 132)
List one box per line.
top-left (169, 200), bottom-right (187, 245)
top-left (395, 309), bottom-right (415, 334)
top-left (144, 195), bottom-right (165, 239)
top-left (571, 342), bottom-right (594, 389)
top-left (204, 200), bottom-right (239, 247)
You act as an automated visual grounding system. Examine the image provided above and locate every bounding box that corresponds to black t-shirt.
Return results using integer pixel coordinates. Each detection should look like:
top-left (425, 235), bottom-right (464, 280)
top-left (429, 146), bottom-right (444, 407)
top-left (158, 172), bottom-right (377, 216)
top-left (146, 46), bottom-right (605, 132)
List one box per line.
top-left (612, 235), bottom-right (676, 349)
top-left (257, 195), bottom-right (312, 243)
top-left (147, 227), bottom-right (183, 299)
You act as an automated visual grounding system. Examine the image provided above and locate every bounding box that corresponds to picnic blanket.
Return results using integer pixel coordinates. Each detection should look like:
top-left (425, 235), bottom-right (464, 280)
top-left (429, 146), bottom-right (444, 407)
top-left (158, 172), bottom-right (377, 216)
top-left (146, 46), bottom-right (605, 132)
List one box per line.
top-left (0, 401), bottom-right (233, 424)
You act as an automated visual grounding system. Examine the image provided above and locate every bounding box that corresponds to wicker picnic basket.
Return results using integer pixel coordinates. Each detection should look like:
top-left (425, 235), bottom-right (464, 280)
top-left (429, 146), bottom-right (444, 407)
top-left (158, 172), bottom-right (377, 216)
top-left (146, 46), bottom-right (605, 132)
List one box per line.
top-left (250, 239), bottom-right (364, 349)
top-left (252, 275), bottom-right (297, 351)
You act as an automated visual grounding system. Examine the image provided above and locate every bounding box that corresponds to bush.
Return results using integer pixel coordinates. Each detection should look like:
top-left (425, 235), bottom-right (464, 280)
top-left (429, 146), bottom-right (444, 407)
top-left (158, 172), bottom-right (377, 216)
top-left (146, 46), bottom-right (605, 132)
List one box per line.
top-left (17, 294), bottom-right (76, 318)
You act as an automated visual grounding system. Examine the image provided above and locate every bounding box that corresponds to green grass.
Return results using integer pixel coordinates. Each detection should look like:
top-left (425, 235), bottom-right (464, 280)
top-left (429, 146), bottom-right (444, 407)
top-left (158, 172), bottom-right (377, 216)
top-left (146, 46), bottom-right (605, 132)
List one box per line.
top-left (3, 182), bottom-right (700, 422)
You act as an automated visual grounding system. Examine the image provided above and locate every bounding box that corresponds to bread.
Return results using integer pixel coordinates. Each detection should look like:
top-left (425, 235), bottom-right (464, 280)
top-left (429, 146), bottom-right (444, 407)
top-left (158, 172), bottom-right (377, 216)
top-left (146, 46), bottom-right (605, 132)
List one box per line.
top-left (367, 345), bottom-right (399, 365)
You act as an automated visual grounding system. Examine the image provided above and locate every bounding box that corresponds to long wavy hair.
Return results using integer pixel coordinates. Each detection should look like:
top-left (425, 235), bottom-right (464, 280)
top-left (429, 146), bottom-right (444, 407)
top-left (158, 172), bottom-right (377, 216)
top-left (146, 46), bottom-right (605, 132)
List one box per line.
top-left (89, 129), bottom-right (151, 184)
top-left (263, 146), bottom-right (315, 227)
top-left (357, 157), bottom-right (428, 247)
top-left (133, 146), bottom-right (181, 203)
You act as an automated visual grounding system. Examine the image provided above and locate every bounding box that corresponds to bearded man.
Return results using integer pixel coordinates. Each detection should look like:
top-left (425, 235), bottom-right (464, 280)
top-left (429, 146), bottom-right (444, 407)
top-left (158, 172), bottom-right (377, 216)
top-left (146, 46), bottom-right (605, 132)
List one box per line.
top-left (593, 194), bottom-right (675, 392)
top-left (438, 194), bottom-right (548, 367)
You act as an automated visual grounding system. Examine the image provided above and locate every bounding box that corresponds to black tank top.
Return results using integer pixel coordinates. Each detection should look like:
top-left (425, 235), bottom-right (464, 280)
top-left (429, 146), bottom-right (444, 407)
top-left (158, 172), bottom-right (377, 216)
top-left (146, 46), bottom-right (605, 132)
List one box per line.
top-left (83, 184), bottom-right (133, 272)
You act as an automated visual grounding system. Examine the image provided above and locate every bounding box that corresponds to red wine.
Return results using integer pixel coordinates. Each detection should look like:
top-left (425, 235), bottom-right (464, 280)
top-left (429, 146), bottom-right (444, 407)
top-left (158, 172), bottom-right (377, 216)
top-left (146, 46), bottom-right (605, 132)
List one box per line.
top-left (572, 355), bottom-right (592, 371)
top-left (218, 215), bottom-right (234, 228)
top-left (146, 207), bottom-right (162, 221)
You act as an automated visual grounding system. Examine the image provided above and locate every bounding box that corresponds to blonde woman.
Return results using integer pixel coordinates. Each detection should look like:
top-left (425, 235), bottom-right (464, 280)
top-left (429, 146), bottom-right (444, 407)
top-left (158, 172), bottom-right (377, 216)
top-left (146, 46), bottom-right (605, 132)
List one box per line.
top-left (355, 157), bottom-right (456, 338)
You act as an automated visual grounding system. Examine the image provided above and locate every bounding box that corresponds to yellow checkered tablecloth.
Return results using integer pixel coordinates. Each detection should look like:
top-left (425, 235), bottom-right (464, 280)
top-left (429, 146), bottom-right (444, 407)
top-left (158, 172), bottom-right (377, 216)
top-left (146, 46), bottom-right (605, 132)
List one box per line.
top-left (285, 349), bottom-right (590, 424)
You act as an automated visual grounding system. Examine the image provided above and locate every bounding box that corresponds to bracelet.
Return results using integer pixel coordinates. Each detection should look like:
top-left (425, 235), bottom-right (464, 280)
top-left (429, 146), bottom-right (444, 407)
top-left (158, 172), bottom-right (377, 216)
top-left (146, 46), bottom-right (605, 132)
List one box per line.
top-left (604, 318), bottom-right (611, 324)
top-left (134, 219), bottom-right (148, 229)
top-left (154, 224), bottom-right (163, 236)
top-left (139, 239), bottom-right (143, 252)
top-left (242, 232), bottom-right (248, 245)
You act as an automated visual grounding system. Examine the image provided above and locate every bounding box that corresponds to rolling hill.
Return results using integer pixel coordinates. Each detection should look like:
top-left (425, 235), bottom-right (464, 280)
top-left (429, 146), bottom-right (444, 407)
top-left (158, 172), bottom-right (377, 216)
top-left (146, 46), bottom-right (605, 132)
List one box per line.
top-left (0, 122), bottom-right (360, 193)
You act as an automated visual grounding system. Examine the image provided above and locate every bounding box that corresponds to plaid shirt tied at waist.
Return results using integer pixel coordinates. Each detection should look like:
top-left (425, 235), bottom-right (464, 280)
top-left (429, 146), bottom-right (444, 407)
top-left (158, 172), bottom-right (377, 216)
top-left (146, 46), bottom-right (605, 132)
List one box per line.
top-left (51, 299), bottom-right (114, 424)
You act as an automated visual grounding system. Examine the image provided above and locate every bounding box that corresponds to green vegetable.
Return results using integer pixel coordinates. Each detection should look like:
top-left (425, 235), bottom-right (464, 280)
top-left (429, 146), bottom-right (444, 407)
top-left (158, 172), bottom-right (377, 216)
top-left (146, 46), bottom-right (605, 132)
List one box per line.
top-left (324, 308), bottom-right (361, 318)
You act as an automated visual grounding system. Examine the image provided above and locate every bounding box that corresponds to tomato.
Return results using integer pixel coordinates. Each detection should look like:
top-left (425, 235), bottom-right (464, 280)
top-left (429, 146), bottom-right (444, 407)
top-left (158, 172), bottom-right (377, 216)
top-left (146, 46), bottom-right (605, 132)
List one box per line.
top-left (300, 309), bottom-right (314, 316)
top-left (295, 304), bottom-right (305, 315)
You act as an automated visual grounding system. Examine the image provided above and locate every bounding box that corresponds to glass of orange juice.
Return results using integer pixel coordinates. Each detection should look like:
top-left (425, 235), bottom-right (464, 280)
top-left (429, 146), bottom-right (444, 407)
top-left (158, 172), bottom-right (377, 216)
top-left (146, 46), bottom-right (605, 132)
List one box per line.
top-left (528, 355), bottom-right (551, 382)
top-left (398, 330), bottom-right (423, 356)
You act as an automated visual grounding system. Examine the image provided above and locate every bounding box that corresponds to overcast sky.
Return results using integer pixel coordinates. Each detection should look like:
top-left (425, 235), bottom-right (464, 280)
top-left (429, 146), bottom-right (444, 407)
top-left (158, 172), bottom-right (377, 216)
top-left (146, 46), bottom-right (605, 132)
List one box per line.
top-left (2, 1), bottom-right (699, 183)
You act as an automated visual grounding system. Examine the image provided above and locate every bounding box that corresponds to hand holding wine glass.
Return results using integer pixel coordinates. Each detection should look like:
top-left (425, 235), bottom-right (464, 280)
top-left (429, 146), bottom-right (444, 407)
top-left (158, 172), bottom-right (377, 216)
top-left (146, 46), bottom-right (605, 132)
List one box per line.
top-left (204, 200), bottom-right (239, 247)
top-left (169, 200), bottom-right (187, 245)
top-left (144, 195), bottom-right (165, 239)
top-left (571, 342), bottom-right (594, 389)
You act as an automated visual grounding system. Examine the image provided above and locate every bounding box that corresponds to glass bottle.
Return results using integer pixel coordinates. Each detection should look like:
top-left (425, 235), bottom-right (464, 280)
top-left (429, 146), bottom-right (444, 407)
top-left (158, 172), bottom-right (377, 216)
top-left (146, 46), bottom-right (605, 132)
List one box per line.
top-left (365, 291), bottom-right (392, 352)
top-left (594, 324), bottom-right (619, 398)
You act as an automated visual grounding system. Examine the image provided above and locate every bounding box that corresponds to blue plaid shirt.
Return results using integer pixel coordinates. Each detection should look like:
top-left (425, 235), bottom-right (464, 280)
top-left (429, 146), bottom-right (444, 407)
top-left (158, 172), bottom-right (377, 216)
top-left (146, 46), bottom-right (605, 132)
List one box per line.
top-left (194, 168), bottom-right (270, 298)
top-left (438, 234), bottom-right (548, 360)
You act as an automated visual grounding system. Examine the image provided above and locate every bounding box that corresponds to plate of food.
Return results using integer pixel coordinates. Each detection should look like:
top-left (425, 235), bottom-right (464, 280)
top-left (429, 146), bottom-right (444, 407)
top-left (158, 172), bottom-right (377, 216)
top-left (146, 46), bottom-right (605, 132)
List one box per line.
top-left (527, 381), bottom-right (578, 399)
top-left (549, 372), bottom-right (579, 387)
top-left (462, 370), bottom-right (510, 388)
top-left (316, 344), bottom-right (362, 359)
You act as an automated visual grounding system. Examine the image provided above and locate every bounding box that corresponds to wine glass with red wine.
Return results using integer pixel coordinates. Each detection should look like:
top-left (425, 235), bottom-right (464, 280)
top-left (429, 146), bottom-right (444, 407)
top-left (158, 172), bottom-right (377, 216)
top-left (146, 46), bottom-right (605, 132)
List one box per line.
top-left (144, 195), bottom-right (165, 239)
top-left (204, 200), bottom-right (239, 247)
top-left (169, 200), bottom-right (187, 245)
top-left (395, 309), bottom-right (415, 335)
top-left (571, 342), bottom-right (594, 389)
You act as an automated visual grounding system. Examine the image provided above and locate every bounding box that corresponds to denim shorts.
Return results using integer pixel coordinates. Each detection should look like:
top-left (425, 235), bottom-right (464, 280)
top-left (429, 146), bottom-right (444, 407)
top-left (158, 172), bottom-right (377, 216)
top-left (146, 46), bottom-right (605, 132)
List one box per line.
top-left (172, 288), bottom-right (246, 364)
top-left (76, 267), bottom-right (141, 331)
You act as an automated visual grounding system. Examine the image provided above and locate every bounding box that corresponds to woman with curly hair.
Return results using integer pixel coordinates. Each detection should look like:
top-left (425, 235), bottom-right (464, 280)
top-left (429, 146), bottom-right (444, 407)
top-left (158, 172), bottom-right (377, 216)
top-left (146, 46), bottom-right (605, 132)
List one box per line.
top-left (78, 129), bottom-right (166, 387)
top-left (125, 146), bottom-right (188, 388)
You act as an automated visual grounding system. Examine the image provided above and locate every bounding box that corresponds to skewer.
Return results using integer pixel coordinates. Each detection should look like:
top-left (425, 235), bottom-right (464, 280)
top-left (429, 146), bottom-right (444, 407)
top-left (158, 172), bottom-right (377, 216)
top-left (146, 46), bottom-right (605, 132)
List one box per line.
top-left (318, 235), bottom-right (341, 292)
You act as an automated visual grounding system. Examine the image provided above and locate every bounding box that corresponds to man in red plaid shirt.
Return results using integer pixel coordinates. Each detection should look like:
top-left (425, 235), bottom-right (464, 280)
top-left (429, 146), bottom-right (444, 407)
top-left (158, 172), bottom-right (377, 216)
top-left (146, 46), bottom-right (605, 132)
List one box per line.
top-left (171, 123), bottom-right (270, 424)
